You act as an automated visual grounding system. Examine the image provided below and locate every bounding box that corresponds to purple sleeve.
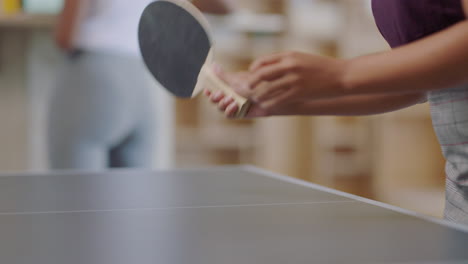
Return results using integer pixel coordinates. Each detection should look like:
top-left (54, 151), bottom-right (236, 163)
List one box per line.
top-left (371, 0), bottom-right (465, 48)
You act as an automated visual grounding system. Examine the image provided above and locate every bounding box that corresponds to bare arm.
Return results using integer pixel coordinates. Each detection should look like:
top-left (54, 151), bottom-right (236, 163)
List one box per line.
top-left (236, 0), bottom-right (468, 117)
top-left (54, 0), bottom-right (85, 51)
top-left (294, 93), bottom-right (425, 116)
top-left (208, 0), bottom-right (468, 117)
top-left (343, 0), bottom-right (468, 97)
top-left (208, 84), bottom-right (425, 117)
top-left (207, 68), bottom-right (426, 117)
top-left (192, 0), bottom-right (232, 14)
top-left (247, 14), bottom-right (468, 101)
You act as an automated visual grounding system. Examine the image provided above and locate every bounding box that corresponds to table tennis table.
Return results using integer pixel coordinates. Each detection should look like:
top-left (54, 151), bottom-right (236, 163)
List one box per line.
top-left (0, 165), bottom-right (467, 264)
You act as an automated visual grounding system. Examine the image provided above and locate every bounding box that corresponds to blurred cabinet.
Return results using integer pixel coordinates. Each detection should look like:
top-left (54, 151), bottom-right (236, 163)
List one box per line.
top-left (0, 13), bottom-right (56, 28)
top-left (372, 104), bottom-right (446, 217)
top-left (0, 28), bottom-right (28, 171)
top-left (238, 0), bottom-right (286, 14)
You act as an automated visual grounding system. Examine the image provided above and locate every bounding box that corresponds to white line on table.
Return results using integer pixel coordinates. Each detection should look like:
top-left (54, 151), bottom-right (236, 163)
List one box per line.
top-left (0, 200), bottom-right (357, 216)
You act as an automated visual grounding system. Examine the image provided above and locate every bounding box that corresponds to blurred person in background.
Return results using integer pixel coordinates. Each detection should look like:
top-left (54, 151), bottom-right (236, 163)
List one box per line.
top-left (50, 0), bottom-right (230, 170)
top-left (207, 0), bottom-right (468, 225)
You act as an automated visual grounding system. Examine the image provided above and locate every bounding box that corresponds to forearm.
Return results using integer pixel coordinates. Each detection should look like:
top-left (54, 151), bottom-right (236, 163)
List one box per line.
top-left (344, 20), bottom-right (468, 96)
top-left (293, 92), bottom-right (425, 116)
top-left (192, 0), bottom-right (232, 14)
top-left (55, 0), bottom-right (82, 50)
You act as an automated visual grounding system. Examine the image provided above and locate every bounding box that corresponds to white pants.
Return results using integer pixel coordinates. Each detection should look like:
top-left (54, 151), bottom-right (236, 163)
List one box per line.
top-left (47, 51), bottom-right (157, 169)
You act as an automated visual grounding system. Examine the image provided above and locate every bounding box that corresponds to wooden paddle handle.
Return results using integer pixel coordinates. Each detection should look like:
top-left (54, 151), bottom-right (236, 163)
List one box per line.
top-left (197, 64), bottom-right (251, 118)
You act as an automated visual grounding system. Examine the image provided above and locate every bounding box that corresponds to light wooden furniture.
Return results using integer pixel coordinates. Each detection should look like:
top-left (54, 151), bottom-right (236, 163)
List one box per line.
top-left (0, 13), bottom-right (56, 28)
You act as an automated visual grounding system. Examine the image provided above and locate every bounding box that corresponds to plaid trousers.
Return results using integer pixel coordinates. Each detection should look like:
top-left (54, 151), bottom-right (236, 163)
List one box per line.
top-left (429, 85), bottom-right (468, 225)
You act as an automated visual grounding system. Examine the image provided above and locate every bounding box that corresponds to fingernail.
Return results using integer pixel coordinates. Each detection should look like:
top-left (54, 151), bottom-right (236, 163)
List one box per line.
top-left (213, 91), bottom-right (223, 100)
top-left (226, 104), bottom-right (239, 118)
top-left (223, 96), bottom-right (233, 104)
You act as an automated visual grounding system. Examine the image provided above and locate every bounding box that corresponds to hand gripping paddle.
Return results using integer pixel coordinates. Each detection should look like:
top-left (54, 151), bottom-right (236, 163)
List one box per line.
top-left (138, 0), bottom-right (251, 118)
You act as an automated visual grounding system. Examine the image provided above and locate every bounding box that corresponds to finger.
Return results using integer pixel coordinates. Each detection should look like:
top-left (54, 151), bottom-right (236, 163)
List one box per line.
top-left (213, 63), bottom-right (241, 87)
top-left (230, 79), bottom-right (252, 98)
top-left (249, 53), bottom-right (284, 72)
top-left (213, 64), bottom-right (252, 98)
top-left (248, 62), bottom-right (291, 90)
top-left (213, 63), bottom-right (228, 82)
top-left (252, 74), bottom-right (298, 103)
top-left (210, 91), bottom-right (225, 103)
top-left (260, 87), bottom-right (298, 111)
top-left (225, 102), bottom-right (239, 118)
top-left (218, 96), bottom-right (234, 111)
top-left (204, 89), bottom-right (211, 97)
top-left (252, 84), bottom-right (288, 104)
top-left (245, 104), bottom-right (268, 118)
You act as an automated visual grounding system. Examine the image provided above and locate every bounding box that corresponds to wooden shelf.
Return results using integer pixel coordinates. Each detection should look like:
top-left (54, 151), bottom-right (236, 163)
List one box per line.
top-left (0, 13), bottom-right (57, 29)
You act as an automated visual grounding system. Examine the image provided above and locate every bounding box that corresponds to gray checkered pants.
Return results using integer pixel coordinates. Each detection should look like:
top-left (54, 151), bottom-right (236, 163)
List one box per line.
top-left (429, 85), bottom-right (468, 225)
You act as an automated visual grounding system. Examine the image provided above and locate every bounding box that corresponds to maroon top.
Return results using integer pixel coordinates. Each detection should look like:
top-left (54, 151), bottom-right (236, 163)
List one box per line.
top-left (371, 0), bottom-right (465, 48)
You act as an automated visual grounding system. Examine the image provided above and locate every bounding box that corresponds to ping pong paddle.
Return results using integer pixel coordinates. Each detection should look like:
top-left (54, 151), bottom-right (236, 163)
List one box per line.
top-left (138, 0), bottom-right (251, 118)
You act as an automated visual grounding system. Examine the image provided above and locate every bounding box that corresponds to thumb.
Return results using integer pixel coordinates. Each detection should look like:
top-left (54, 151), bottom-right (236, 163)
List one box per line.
top-left (213, 64), bottom-right (251, 98)
top-left (213, 63), bottom-right (232, 84)
top-left (245, 104), bottom-right (269, 118)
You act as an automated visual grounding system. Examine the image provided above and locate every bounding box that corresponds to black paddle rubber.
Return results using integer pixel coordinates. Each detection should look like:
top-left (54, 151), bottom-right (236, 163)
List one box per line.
top-left (138, 0), bottom-right (211, 98)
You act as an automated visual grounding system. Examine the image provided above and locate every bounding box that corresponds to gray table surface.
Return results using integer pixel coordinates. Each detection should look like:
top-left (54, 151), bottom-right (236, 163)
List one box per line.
top-left (0, 165), bottom-right (467, 264)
